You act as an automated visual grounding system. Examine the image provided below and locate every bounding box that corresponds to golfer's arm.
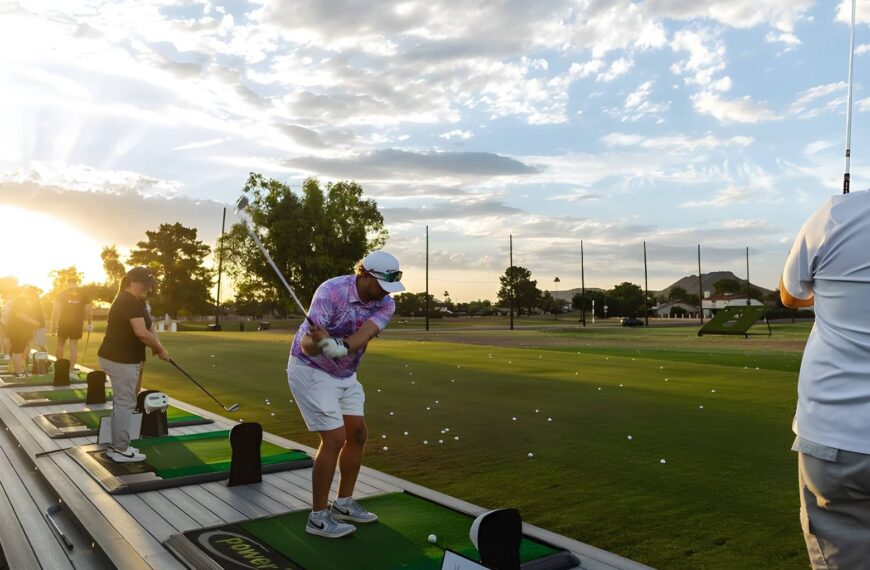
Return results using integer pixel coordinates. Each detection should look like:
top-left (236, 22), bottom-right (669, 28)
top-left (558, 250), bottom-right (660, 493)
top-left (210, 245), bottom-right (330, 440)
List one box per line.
top-left (130, 317), bottom-right (165, 353)
top-left (779, 277), bottom-right (814, 309)
top-left (344, 321), bottom-right (380, 353)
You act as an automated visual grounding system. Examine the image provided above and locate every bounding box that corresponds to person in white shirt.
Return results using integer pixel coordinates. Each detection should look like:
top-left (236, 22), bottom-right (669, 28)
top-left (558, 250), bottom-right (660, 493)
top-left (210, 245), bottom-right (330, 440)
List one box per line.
top-left (781, 189), bottom-right (870, 569)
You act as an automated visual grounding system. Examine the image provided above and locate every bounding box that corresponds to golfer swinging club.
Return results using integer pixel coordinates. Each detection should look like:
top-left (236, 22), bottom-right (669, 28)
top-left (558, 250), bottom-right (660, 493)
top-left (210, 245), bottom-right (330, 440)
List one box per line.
top-left (288, 251), bottom-right (404, 538)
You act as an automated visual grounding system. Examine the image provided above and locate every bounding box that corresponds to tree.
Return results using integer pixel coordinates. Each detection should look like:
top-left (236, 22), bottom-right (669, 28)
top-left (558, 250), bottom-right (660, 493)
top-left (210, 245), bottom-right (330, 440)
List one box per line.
top-left (497, 266), bottom-right (541, 316)
top-left (101, 245), bottom-right (127, 288)
top-left (608, 282), bottom-right (645, 317)
top-left (442, 290), bottom-right (454, 311)
top-left (668, 286), bottom-right (688, 302)
top-left (221, 174), bottom-right (387, 316)
top-left (393, 292), bottom-right (436, 317)
top-left (128, 223), bottom-right (213, 318)
top-left (456, 299), bottom-right (493, 316)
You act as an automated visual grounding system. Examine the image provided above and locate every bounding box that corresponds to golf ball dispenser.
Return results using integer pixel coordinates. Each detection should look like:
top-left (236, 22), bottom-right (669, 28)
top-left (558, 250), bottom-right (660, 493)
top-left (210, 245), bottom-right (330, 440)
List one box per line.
top-left (137, 389), bottom-right (169, 438)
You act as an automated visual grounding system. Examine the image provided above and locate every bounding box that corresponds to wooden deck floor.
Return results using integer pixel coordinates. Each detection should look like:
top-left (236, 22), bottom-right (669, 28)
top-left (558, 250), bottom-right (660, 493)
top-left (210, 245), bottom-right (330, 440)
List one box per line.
top-left (0, 375), bottom-right (652, 570)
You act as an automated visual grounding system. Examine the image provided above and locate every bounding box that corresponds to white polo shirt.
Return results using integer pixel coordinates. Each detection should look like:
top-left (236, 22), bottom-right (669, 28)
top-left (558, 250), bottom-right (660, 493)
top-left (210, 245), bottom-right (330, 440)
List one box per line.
top-left (782, 189), bottom-right (870, 454)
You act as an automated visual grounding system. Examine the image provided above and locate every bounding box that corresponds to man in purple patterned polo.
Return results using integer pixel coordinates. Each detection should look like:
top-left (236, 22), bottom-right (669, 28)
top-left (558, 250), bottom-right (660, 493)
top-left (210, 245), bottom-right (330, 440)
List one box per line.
top-left (288, 250), bottom-right (404, 538)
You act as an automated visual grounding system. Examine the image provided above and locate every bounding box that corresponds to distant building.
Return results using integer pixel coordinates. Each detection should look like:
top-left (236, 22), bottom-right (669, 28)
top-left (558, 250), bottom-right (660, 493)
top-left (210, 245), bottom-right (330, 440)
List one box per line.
top-left (653, 301), bottom-right (700, 318)
top-left (701, 293), bottom-right (764, 318)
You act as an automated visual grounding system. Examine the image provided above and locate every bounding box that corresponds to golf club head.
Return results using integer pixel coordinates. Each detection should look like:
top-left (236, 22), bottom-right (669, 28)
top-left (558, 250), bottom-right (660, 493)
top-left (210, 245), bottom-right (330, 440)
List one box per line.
top-left (234, 195), bottom-right (250, 215)
top-left (227, 403), bottom-right (240, 412)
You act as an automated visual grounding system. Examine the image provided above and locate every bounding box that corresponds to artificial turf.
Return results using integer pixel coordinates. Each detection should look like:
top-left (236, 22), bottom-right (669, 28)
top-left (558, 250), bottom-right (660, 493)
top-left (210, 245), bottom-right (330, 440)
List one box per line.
top-left (130, 430), bottom-right (309, 478)
top-left (237, 493), bottom-right (557, 569)
top-left (53, 405), bottom-right (202, 429)
top-left (18, 387), bottom-right (114, 402)
top-left (76, 321), bottom-right (812, 569)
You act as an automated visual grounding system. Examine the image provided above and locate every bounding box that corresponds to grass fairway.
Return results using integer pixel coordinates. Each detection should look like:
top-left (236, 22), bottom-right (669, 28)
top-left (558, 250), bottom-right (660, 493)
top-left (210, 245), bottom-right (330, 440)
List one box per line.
top-left (77, 322), bottom-right (810, 569)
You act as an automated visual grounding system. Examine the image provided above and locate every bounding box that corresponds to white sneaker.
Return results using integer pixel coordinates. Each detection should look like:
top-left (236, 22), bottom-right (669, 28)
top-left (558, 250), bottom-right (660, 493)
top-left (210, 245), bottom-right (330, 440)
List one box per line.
top-left (305, 510), bottom-right (356, 538)
top-left (331, 498), bottom-right (378, 523)
top-left (107, 447), bottom-right (146, 463)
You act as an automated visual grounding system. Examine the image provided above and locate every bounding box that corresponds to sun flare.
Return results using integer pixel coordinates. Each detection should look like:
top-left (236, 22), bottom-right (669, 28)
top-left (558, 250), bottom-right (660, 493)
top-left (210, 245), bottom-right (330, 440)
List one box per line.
top-left (0, 205), bottom-right (105, 292)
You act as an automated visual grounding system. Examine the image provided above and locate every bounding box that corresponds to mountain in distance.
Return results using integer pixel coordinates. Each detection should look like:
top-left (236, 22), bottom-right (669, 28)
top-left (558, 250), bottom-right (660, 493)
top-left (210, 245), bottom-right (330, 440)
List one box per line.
top-left (544, 271), bottom-right (773, 302)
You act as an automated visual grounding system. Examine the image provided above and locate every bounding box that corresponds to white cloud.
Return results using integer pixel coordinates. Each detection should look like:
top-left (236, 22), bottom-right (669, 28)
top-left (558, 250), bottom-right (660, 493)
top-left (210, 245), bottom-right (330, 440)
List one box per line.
top-left (601, 133), bottom-right (753, 152)
top-left (597, 57), bottom-right (634, 82)
top-left (439, 130), bottom-right (474, 141)
top-left (610, 80), bottom-right (671, 121)
top-left (691, 91), bottom-right (779, 124)
top-left (788, 82), bottom-right (847, 117)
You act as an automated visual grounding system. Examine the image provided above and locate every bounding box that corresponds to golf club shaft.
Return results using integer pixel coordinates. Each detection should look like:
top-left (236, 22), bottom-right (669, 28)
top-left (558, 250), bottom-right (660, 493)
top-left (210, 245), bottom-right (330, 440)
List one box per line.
top-left (169, 359), bottom-right (235, 411)
top-left (844, 0), bottom-right (857, 194)
top-left (240, 218), bottom-right (317, 327)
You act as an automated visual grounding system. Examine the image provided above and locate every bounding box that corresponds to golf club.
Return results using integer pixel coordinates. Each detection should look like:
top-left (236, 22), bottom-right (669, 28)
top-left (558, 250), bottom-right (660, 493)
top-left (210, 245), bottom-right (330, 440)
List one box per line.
top-left (169, 359), bottom-right (240, 413)
top-left (234, 195), bottom-right (317, 328)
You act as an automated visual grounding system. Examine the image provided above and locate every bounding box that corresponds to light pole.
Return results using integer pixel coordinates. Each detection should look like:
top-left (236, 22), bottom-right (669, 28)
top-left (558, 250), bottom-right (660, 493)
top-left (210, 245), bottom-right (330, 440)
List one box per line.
top-left (553, 276), bottom-right (560, 320)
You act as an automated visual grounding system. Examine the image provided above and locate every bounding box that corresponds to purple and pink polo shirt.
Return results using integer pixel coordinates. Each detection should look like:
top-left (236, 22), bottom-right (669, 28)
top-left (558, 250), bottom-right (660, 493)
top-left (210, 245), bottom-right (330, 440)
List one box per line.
top-left (290, 274), bottom-right (395, 378)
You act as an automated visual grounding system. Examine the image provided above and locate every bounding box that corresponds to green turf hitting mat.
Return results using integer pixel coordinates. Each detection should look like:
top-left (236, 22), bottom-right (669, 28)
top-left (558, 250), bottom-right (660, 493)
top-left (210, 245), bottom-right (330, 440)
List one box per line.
top-left (0, 370), bottom-right (87, 388)
top-left (11, 387), bottom-right (114, 407)
top-left (698, 305), bottom-right (771, 337)
top-left (68, 429), bottom-right (313, 494)
top-left (164, 492), bottom-right (576, 569)
top-left (34, 405), bottom-right (212, 438)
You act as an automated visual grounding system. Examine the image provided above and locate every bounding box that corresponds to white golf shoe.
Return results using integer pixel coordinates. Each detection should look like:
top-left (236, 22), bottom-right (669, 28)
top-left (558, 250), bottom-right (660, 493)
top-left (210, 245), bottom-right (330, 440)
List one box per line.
top-left (330, 497), bottom-right (378, 523)
top-left (305, 510), bottom-right (356, 538)
top-left (107, 446), bottom-right (146, 463)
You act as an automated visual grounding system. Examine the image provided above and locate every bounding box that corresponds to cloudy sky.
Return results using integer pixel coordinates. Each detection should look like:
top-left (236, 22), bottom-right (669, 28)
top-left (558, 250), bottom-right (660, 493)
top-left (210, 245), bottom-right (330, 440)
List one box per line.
top-left (2, 0), bottom-right (869, 300)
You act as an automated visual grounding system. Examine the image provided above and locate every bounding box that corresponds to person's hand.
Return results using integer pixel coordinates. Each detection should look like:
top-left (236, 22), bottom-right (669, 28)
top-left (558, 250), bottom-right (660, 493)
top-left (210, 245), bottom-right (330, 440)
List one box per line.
top-left (87, 323), bottom-right (94, 333)
top-left (155, 347), bottom-right (170, 362)
top-left (308, 325), bottom-right (329, 343)
top-left (318, 338), bottom-right (349, 359)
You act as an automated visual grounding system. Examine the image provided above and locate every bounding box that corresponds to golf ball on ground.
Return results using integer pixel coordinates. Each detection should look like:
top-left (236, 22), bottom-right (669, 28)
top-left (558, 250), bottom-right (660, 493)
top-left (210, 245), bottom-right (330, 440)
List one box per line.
top-left (428, 534), bottom-right (437, 544)
top-left (660, 459), bottom-right (667, 464)
top-left (627, 435), bottom-right (633, 440)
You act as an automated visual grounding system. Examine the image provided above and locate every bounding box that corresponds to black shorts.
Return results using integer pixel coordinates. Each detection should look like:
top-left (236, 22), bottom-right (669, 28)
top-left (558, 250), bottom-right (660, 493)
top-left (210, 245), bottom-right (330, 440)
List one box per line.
top-left (9, 333), bottom-right (30, 354)
top-left (58, 324), bottom-right (84, 341)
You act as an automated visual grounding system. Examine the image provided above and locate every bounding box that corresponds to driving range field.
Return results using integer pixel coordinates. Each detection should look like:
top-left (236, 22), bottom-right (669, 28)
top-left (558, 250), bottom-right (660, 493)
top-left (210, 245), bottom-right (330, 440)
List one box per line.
top-left (76, 319), bottom-right (811, 569)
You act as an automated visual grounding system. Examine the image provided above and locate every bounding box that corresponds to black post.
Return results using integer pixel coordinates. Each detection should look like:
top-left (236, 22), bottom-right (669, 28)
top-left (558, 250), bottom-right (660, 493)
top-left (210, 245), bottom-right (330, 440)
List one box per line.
top-left (580, 240), bottom-right (586, 327)
top-left (509, 234), bottom-right (515, 331)
top-left (643, 241), bottom-right (649, 327)
top-left (425, 225), bottom-right (430, 331)
top-left (697, 244), bottom-right (704, 324)
top-left (746, 246), bottom-right (751, 306)
top-left (215, 207), bottom-right (226, 329)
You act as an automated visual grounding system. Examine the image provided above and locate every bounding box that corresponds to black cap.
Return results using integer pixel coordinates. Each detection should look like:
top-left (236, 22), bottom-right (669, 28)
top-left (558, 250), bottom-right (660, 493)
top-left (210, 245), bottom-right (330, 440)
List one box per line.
top-left (126, 267), bottom-right (158, 289)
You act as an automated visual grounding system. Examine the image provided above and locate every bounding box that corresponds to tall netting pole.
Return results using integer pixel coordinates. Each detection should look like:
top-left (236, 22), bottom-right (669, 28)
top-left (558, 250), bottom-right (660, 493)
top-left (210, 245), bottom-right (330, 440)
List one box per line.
top-left (844, 0), bottom-right (857, 194)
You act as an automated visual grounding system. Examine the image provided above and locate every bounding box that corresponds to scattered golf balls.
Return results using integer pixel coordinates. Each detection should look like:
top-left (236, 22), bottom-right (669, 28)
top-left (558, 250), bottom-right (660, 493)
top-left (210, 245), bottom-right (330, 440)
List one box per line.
top-left (699, 405), bottom-right (704, 409)
top-left (404, 431), bottom-right (409, 435)
top-left (428, 534), bottom-right (437, 544)
top-left (454, 436), bottom-right (459, 440)
top-left (528, 452), bottom-right (534, 458)
top-left (627, 435), bottom-right (633, 440)
top-left (512, 417), bottom-right (517, 421)
top-left (438, 439), bottom-right (444, 444)
top-left (389, 411), bottom-right (395, 416)
top-left (660, 459), bottom-right (667, 464)
top-left (547, 417), bottom-right (553, 422)
top-left (711, 389), bottom-right (716, 393)
top-left (383, 446), bottom-right (389, 451)
top-left (423, 440), bottom-right (429, 445)
top-left (535, 409), bottom-right (539, 413)
top-left (381, 434), bottom-right (387, 439)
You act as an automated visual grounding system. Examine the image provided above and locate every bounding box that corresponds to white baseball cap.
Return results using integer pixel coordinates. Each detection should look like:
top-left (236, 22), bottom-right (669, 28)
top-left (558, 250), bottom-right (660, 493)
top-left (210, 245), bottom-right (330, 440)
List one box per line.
top-left (362, 251), bottom-right (405, 293)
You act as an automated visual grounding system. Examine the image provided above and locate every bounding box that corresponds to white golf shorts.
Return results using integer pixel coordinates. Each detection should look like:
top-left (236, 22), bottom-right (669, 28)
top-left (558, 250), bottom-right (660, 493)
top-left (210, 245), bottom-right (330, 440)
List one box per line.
top-left (287, 357), bottom-right (364, 432)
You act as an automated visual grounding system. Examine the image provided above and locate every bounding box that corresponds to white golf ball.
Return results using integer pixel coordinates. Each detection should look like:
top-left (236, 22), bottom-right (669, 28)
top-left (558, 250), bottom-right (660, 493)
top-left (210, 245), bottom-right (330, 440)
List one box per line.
top-left (428, 534), bottom-right (437, 544)
top-left (383, 446), bottom-right (389, 451)
top-left (627, 435), bottom-right (633, 440)
top-left (423, 440), bottom-right (428, 445)
top-left (660, 458), bottom-right (667, 464)
top-left (404, 431), bottom-right (409, 435)
top-left (454, 436), bottom-right (459, 440)
top-left (512, 417), bottom-right (517, 421)
top-left (528, 452), bottom-right (534, 458)
top-left (547, 417), bottom-right (553, 422)
top-left (699, 405), bottom-right (704, 409)
top-left (439, 439), bottom-right (444, 444)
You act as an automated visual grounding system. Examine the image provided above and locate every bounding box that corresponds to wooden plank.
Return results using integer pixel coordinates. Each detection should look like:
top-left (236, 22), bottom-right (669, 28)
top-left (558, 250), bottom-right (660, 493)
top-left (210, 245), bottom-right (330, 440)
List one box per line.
top-left (134, 491), bottom-right (200, 533)
top-left (0, 392), bottom-right (153, 569)
top-left (113, 493), bottom-right (183, 542)
top-left (0, 443), bottom-right (73, 569)
top-left (179, 486), bottom-right (248, 523)
top-left (50, 452), bottom-right (184, 569)
top-left (255, 479), bottom-right (309, 510)
top-left (160, 488), bottom-right (226, 527)
top-left (0, 466), bottom-right (41, 569)
top-left (201, 481), bottom-right (283, 516)
top-left (198, 482), bottom-right (271, 519)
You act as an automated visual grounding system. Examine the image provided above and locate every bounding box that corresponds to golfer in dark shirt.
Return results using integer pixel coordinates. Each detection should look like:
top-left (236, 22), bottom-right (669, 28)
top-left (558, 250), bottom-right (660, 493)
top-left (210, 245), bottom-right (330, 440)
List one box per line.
top-left (52, 278), bottom-right (93, 375)
top-left (98, 267), bottom-right (169, 463)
